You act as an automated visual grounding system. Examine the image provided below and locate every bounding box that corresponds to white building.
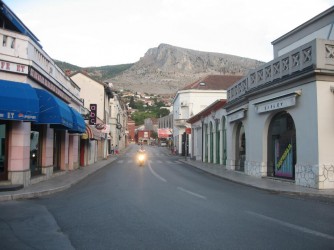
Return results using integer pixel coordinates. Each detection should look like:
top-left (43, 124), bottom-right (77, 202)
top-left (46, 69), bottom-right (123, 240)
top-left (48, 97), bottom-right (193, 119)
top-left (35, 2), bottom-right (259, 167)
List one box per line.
top-left (188, 6), bottom-right (334, 190)
top-left (70, 72), bottom-right (113, 163)
top-left (173, 75), bottom-right (242, 156)
top-left (0, 1), bottom-right (85, 186)
top-left (109, 94), bottom-right (128, 152)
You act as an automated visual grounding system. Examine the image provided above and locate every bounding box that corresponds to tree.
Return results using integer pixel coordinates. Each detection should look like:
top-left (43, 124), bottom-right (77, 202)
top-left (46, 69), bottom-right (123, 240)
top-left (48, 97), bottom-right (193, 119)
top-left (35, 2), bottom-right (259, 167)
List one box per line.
top-left (156, 108), bottom-right (170, 118)
top-left (129, 96), bottom-right (136, 109)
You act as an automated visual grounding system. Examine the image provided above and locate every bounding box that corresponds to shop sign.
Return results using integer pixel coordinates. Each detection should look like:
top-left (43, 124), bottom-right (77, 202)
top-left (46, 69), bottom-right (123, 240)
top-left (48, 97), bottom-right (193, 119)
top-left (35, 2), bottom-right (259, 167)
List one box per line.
top-left (0, 112), bottom-right (37, 121)
top-left (95, 123), bottom-right (106, 130)
top-left (256, 95), bottom-right (296, 113)
top-left (29, 67), bottom-right (71, 103)
top-left (228, 110), bottom-right (245, 123)
top-left (89, 104), bottom-right (97, 125)
top-left (0, 60), bottom-right (28, 74)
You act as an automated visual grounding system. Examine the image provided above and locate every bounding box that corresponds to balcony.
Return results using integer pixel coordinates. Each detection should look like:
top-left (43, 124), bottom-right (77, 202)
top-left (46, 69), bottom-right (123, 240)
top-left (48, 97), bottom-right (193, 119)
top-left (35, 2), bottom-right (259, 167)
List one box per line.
top-left (227, 39), bottom-right (334, 103)
top-left (174, 119), bottom-right (187, 127)
top-left (0, 28), bottom-right (82, 105)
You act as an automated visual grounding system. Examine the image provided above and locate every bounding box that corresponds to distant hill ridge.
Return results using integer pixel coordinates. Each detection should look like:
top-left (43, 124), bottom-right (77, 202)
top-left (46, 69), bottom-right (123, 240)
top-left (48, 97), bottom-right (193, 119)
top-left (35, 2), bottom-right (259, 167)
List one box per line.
top-left (56, 43), bottom-right (264, 94)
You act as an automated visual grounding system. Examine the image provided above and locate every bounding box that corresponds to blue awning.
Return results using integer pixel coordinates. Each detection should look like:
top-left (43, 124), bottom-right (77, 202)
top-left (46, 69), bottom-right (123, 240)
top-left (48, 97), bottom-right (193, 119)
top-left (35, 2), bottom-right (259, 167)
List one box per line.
top-left (34, 88), bottom-right (73, 130)
top-left (0, 80), bottom-right (39, 121)
top-left (69, 107), bottom-right (86, 133)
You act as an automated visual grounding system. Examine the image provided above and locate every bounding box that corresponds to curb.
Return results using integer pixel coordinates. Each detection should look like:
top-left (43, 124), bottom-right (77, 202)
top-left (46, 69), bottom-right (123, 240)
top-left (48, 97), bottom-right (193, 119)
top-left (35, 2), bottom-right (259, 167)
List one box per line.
top-left (0, 157), bottom-right (117, 202)
top-left (180, 160), bottom-right (334, 202)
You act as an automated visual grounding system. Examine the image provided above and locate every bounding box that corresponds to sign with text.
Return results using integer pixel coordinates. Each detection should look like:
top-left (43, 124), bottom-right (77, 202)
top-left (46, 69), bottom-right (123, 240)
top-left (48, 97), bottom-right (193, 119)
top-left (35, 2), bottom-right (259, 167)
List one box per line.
top-left (89, 104), bottom-right (97, 125)
top-left (255, 95), bottom-right (296, 113)
top-left (0, 60), bottom-right (28, 74)
top-left (228, 110), bottom-right (245, 123)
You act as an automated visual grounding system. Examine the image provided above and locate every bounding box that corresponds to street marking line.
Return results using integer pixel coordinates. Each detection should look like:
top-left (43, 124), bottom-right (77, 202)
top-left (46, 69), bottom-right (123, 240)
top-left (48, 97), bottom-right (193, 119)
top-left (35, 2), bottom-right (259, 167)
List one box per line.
top-left (246, 210), bottom-right (334, 241)
top-left (148, 162), bottom-right (167, 183)
top-left (177, 187), bottom-right (207, 200)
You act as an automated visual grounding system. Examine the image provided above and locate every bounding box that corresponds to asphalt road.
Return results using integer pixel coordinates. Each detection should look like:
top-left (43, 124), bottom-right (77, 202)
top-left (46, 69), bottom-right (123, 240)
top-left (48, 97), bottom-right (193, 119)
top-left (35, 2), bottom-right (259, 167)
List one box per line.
top-left (0, 144), bottom-right (333, 250)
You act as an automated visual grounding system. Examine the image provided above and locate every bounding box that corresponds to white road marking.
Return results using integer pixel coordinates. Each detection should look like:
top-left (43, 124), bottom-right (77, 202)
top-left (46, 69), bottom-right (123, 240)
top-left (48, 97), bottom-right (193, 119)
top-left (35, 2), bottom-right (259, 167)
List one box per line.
top-left (148, 162), bottom-right (167, 182)
top-left (246, 211), bottom-right (334, 241)
top-left (117, 160), bottom-right (124, 164)
top-left (177, 187), bottom-right (207, 200)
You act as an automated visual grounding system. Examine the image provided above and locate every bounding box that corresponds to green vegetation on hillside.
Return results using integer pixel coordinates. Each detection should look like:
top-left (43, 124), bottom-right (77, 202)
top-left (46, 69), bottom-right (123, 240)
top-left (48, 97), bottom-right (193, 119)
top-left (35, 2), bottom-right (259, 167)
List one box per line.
top-left (128, 97), bottom-right (170, 125)
top-left (54, 60), bottom-right (134, 80)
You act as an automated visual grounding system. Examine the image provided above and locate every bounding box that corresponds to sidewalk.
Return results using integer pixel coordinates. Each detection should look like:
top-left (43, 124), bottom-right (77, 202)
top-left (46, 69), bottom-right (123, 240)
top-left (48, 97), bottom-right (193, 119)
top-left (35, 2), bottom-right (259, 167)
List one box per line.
top-left (0, 156), bottom-right (117, 202)
top-left (180, 157), bottom-right (334, 201)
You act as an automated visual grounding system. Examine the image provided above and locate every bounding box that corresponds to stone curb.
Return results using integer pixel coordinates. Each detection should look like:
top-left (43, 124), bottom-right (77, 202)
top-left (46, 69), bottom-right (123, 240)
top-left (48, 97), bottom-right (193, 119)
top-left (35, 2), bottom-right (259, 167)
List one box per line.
top-left (0, 157), bottom-right (118, 202)
top-left (180, 160), bottom-right (334, 201)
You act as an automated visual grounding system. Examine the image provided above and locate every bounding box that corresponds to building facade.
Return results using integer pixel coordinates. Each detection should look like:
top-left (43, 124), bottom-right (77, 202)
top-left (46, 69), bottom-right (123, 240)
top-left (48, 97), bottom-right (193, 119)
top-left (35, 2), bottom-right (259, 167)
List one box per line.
top-left (173, 75), bottom-right (242, 156)
top-left (70, 72), bottom-right (113, 165)
top-left (187, 6), bottom-right (334, 190)
top-left (0, 1), bottom-right (85, 186)
top-left (109, 94), bottom-right (128, 152)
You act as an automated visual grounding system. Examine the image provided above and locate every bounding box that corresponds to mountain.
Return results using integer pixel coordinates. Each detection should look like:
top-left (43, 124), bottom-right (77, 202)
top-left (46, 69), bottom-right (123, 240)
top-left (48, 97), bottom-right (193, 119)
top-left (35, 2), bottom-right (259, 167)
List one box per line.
top-left (56, 44), bottom-right (264, 94)
top-left (55, 61), bottom-right (134, 81)
top-left (108, 44), bottom-right (264, 94)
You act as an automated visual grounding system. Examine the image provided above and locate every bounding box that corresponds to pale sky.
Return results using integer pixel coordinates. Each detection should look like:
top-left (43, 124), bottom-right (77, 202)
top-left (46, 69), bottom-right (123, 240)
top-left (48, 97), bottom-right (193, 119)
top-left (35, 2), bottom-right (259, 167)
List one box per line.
top-left (3, 0), bottom-right (333, 67)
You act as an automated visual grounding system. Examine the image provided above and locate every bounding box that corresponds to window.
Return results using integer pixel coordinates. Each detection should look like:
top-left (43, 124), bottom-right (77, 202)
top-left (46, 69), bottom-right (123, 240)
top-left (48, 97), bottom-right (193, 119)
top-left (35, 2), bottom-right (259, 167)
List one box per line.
top-left (10, 37), bottom-right (15, 48)
top-left (3, 35), bottom-right (7, 47)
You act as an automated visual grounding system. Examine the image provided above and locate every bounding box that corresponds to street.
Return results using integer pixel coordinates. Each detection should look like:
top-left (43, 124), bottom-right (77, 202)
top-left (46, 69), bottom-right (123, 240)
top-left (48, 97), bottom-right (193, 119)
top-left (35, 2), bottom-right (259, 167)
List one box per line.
top-left (0, 144), bottom-right (333, 250)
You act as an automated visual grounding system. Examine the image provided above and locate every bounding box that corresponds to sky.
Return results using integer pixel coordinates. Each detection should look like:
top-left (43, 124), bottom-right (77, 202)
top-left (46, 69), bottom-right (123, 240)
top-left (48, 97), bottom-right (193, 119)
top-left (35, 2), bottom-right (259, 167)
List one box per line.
top-left (3, 0), bottom-right (333, 67)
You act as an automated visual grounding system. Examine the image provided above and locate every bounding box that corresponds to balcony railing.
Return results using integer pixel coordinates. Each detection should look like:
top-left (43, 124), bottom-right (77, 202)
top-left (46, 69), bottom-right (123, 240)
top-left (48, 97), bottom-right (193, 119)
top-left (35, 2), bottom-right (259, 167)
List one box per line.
top-left (174, 119), bottom-right (187, 127)
top-left (227, 39), bottom-right (334, 102)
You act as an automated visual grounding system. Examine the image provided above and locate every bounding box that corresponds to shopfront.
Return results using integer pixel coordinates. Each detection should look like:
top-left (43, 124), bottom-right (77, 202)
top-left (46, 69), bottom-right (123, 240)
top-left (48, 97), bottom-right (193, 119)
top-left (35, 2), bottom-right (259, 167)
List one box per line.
top-left (0, 80), bottom-right (85, 186)
top-left (0, 122), bottom-right (7, 180)
top-left (225, 38), bottom-right (334, 189)
top-left (268, 112), bottom-right (296, 179)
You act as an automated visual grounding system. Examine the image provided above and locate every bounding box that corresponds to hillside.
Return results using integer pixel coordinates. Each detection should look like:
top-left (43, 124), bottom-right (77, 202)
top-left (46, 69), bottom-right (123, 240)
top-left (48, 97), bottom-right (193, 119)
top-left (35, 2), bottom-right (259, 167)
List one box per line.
top-left (56, 43), bottom-right (265, 94)
top-left (55, 61), bottom-right (134, 81)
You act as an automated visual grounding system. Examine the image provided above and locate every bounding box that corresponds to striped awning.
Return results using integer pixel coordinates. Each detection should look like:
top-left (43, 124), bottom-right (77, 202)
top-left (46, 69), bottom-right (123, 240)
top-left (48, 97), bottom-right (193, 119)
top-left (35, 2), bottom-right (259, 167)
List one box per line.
top-left (82, 124), bottom-right (104, 140)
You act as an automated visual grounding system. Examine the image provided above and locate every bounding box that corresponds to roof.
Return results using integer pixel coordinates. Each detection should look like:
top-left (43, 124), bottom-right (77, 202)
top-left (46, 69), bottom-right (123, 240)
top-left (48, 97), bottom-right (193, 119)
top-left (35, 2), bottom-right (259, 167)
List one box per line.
top-left (187, 99), bottom-right (227, 124)
top-left (181, 75), bottom-right (244, 91)
top-left (70, 70), bottom-right (113, 97)
top-left (0, 0), bottom-right (41, 47)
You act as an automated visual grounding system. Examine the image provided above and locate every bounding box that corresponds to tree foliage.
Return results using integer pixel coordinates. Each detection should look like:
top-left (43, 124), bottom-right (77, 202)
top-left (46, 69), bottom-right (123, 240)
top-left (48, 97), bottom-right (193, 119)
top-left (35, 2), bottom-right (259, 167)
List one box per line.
top-left (130, 99), bottom-right (170, 126)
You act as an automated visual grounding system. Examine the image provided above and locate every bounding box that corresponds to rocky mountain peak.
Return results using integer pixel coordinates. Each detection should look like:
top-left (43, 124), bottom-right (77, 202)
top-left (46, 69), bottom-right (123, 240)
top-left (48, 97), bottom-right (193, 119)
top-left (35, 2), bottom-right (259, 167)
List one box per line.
top-left (109, 43), bottom-right (264, 94)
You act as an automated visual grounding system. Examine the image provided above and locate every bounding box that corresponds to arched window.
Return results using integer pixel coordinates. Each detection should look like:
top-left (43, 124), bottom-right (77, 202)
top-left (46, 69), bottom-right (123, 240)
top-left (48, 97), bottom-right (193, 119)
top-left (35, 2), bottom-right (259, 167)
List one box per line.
top-left (222, 117), bottom-right (227, 165)
top-left (210, 122), bottom-right (213, 163)
top-left (216, 119), bottom-right (220, 164)
top-left (235, 122), bottom-right (245, 171)
top-left (268, 112), bottom-right (296, 179)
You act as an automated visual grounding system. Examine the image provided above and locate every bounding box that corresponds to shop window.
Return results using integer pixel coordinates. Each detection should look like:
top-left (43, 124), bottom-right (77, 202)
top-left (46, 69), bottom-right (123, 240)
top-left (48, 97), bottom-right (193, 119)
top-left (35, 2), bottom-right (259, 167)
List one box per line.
top-left (268, 112), bottom-right (296, 179)
top-left (30, 127), bottom-right (42, 176)
top-left (0, 124), bottom-right (6, 179)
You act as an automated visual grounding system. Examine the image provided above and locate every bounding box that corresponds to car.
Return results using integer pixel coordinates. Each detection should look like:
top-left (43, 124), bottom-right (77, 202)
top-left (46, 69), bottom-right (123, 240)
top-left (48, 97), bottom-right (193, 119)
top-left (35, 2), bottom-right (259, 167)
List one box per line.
top-left (160, 142), bottom-right (167, 147)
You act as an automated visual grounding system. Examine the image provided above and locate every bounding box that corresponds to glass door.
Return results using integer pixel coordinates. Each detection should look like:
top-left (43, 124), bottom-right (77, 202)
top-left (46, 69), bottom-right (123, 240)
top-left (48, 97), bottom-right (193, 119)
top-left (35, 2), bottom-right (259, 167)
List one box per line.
top-left (0, 123), bottom-right (7, 180)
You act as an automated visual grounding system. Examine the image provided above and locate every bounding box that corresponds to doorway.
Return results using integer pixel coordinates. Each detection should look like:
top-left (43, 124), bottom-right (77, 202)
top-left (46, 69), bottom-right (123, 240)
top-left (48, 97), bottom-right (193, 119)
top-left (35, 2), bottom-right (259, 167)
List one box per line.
top-left (268, 112), bottom-right (296, 179)
top-left (235, 122), bottom-right (245, 171)
top-left (0, 123), bottom-right (8, 180)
